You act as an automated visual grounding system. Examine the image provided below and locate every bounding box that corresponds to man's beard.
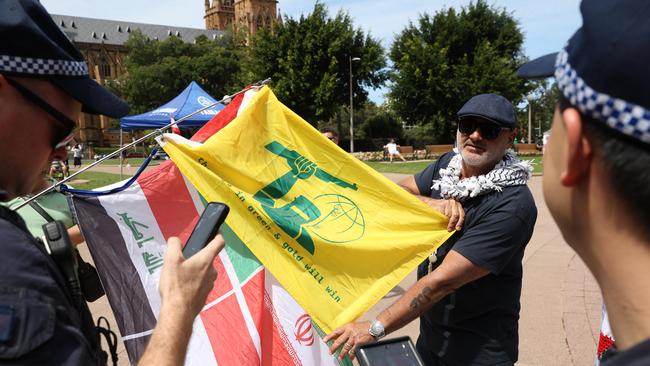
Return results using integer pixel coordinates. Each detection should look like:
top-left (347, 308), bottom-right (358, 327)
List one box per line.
top-left (456, 132), bottom-right (500, 168)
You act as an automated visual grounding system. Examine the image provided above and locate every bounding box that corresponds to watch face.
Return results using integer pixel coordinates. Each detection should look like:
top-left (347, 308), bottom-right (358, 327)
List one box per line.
top-left (370, 321), bottom-right (385, 337)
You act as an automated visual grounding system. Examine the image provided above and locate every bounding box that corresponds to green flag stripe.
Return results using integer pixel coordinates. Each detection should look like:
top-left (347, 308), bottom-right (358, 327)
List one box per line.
top-left (221, 223), bottom-right (263, 283)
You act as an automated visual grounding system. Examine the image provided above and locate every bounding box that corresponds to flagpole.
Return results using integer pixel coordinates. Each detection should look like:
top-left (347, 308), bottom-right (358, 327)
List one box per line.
top-left (15, 78), bottom-right (271, 211)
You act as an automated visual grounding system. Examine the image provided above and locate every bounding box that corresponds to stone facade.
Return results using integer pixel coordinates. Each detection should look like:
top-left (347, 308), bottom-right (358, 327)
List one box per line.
top-left (51, 15), bottom-right (223, 146)
top-left (204, 0), bottom-right (280, 38)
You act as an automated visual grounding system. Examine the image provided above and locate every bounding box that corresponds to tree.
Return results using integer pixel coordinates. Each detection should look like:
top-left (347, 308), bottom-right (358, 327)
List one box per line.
top-left (324, 103), bottom-right (403, 140)
top-left (247, 3), bottom-right (387, 125)
top-left (517, 80), bottom-right (558, 143)
top-left (389, 0), bottom-right (534, 143)
top-left (110, 30), bottom-right (248, 115)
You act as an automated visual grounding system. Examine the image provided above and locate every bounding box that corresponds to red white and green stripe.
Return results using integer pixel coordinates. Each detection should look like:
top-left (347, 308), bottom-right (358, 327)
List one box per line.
top-left (72, 90), bottom-right (345, 365)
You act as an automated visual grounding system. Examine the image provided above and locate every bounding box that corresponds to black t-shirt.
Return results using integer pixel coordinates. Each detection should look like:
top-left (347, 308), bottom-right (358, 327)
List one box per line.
top-left (0, 206), bottom-right (103, 365)
top-left (413, 152), bottom-right (537, 366)
top-left (601, 338), bottom-right (650, 366)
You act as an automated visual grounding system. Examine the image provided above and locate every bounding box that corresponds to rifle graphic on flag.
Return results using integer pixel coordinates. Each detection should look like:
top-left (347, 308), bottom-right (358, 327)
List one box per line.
top-left (160, 86), bottom-right (453, 334)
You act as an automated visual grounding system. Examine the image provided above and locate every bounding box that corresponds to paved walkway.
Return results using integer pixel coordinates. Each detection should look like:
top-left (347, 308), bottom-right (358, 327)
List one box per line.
top-left (80, 173), bottom-right (602, 365)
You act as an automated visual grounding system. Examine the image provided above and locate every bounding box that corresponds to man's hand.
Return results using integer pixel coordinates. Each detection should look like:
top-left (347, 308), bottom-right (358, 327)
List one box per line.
top-left (139, 234), bottom-right (225, 366)
top-left (159, 234), bottom-right (224, 319)
top-left (323, 321), bottom-right (374, 361)
top-left (422, 198), bottom-right (465, 232)
top-left (397, 175), bottom-right (465, 232)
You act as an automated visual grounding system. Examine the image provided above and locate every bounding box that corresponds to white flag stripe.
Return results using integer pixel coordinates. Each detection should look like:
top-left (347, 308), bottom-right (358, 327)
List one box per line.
top-left (219, 249), bottom-right (263, 362)
top-left (97, 181), bottom-right (166, 318)
top-left (185, 318), bottom-right (219, 366)
top-left (265, 273), bottom-right (338, 366)
top-left (201, 266), bottom-right (264, 312)
top-left (183, 175), bottom-right (262, 363)
top-left (121, 329), bottom-right (154, 341)
top-left (237, 89), bottom-right (258, 117)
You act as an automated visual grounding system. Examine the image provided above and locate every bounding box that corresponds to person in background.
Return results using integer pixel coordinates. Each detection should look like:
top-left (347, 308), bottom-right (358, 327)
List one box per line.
top-left (383, 138), bottom-right (407, 162)
top-left (321, 127), bottom-right (340, 145)
top-left (71, 143), bottom-right (83, 168)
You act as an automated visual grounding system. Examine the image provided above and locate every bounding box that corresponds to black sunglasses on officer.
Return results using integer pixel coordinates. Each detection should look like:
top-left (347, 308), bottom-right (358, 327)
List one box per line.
top-left (458, 117), bottom-right (511, 140)
top-left (4, 77), bottom-right (76, 149)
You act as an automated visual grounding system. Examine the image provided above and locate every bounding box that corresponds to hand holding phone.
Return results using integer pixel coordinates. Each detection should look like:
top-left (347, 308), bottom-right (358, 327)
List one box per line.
top-left (182, 202), bottom-right (230, 258)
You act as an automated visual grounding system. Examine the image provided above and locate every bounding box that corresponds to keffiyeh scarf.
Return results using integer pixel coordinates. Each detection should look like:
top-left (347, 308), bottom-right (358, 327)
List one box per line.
top-left (432, 149), bottom-right (532, 202)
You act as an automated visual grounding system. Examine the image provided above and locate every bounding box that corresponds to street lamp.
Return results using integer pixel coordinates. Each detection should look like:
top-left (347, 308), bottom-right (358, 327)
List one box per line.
top-left (349, 56), bottom-right (361, 153)
top-left (526, 95), bottom-right (534, 143)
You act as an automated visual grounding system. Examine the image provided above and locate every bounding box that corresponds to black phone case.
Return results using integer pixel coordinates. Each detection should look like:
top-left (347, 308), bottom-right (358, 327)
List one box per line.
top-left (182, 202), bottom-right (229, 258)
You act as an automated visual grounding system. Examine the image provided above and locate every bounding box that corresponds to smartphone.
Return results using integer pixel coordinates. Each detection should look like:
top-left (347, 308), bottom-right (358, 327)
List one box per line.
top-left (355, 336), bottom-right (424, 366)
top-left (182, 202), bottom-right (230, 258)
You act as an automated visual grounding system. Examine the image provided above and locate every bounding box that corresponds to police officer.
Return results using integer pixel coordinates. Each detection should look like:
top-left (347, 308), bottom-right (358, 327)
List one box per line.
top-left (518, 0), bottom-right (650, 364)
top-left (0, 1), bottom-right (224, 364)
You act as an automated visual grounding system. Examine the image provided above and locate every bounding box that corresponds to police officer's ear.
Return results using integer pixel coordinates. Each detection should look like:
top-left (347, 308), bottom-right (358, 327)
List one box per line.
top-left (560, 108), bottom-right (593, 187)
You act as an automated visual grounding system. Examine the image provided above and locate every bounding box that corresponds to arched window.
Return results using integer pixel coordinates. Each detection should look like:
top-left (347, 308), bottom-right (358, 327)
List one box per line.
top-left (99, 56), bottom-right (111, 79)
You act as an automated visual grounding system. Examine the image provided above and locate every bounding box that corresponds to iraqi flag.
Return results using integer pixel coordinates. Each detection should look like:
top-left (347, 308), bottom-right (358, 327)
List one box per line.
top-left (72, 89), bottom-right (342, 365)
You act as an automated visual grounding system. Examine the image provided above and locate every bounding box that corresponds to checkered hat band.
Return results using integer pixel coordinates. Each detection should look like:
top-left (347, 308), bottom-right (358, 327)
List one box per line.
top-left (0, 54), bottom-right (88, 77)
top-left (555, 49), bottom-right (650, 144)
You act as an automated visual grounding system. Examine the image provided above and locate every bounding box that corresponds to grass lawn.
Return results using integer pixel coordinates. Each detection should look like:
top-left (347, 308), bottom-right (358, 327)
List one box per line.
top-left (68, 171), bottom-right (131, 191)
top-left (364, 155), bottom-right (544, 175)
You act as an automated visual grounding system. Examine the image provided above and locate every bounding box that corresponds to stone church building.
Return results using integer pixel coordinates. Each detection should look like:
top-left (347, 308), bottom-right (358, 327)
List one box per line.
top-left (53, 0), bottom-right (279, 146)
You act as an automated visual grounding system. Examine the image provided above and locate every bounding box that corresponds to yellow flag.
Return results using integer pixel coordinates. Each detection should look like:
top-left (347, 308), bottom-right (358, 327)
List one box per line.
top-left (161, 86), bottom-right (453, 333)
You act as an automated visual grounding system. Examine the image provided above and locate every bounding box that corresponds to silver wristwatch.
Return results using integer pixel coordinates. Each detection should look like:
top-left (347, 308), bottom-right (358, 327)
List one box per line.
top-left (368, 319), bottom-right (386, 339)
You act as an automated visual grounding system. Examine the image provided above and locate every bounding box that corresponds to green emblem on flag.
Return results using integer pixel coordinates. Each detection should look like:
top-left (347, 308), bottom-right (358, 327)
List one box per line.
top-left (253, 141), bottom-right (362, 255)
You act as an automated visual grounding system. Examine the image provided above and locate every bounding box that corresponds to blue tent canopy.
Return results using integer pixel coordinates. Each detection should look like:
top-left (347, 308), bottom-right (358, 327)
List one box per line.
top-left (120, 81), bottom-right (224, 130)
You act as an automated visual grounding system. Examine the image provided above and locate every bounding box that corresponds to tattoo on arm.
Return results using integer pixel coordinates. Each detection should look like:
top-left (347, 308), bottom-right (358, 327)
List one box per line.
top-left (409, 286), bottom-right (433, 310)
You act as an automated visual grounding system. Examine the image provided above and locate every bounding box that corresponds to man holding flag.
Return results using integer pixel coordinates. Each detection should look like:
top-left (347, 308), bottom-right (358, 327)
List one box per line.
top-left (325, 94), bottom-right (537, 366)
top-left (0, 1), bottom-right (224, 364)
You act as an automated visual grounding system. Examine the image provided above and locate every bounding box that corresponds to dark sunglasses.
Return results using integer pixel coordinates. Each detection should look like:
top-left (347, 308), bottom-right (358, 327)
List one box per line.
top-left (458, 119), bottom-right (510, 140)
top-left (5, 77), bottom-right (76, 149)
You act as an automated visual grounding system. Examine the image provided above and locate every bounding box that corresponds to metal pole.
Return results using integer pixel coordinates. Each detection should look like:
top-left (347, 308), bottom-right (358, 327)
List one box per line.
top-left (119, 128), bottom-right (123, 179)
top-left (527, 97), bottom-right (533, 143)
top-left (349, 56), bottom-right (360, 153)
top-left (349, 56), bottom-right (354, 153)
top-left (15, 78), bottom-right (271, 210)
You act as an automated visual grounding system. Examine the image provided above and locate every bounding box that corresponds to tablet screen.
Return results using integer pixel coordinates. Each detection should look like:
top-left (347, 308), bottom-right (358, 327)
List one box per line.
top-left (356, 337), bottom-right (424, 366)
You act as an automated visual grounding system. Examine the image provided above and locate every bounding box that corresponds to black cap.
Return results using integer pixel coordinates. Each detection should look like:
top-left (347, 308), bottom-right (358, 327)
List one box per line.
top-left (457, 93), bottom-right (516, 129)
top-left (517, 0), bottom-right (650, 144)
top-left (0, 0), bottom-right (129, 117)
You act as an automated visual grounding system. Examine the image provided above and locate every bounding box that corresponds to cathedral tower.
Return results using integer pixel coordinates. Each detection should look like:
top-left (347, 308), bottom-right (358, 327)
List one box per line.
top-left (205, 0), bottom-right (279, 38)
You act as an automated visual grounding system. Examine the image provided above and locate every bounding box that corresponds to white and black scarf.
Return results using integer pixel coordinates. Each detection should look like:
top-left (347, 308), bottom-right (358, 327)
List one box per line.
top-left (431, 149), bottom-right (532, 202)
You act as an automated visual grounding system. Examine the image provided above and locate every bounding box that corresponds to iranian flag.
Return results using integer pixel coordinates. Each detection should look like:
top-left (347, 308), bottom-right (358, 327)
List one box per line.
top-left (72, 89), bottom-right (341, 365)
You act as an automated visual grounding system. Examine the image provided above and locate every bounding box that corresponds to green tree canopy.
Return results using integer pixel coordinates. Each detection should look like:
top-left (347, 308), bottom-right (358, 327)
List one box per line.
top-left (389, 0), bottom-right (533, 143)
top-left (111, 30), bottom-right (248, 115)
top-left (247, 3), bottom-right (387, 125)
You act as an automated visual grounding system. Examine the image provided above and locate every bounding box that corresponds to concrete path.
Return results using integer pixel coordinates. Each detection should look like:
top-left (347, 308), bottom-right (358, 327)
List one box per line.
top-left (79, 172), bottom-right (602, 365)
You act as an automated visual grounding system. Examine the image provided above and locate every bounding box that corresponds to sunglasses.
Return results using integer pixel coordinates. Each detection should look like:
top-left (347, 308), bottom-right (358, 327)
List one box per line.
top-left (5, 77), bottom-right (76, 149)
top-left (458, 119), bottom-right (510, 140)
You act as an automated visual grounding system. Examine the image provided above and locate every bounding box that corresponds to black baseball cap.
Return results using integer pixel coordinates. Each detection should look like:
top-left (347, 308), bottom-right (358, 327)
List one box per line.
top-left (457, 93), bottom-right (517, 129)
top-left (518, 0), bottom-right (650, 145)
top-left (0, 0), bottom-right (129, 118)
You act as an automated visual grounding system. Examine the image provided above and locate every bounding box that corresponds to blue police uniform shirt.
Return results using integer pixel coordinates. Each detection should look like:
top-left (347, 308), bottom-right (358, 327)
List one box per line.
top-left (414, 152), bottom-right (537, 366)
top-left (601, 338), bottom-right (650, 366)
top-left (0, 205), bottom-right (102, 365)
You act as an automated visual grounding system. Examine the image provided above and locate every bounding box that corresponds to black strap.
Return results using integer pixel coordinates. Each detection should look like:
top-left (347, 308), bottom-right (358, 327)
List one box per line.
top-left (27, 199), bottom-right (55, 223)
top-left (23, 199), bottom-right (110, 365)
top-left (96, 317), bottom-right (119, 366)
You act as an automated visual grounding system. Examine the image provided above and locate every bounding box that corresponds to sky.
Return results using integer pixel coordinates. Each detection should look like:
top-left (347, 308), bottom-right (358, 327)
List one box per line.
top-left (41, 0), bottom-right (582, 103)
